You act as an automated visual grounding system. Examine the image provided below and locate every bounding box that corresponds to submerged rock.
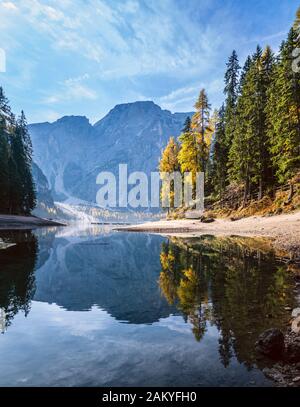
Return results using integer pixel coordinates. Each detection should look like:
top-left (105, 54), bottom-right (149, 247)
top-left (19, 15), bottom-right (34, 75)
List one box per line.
top-left (255, 328), bottom-right (285, 360)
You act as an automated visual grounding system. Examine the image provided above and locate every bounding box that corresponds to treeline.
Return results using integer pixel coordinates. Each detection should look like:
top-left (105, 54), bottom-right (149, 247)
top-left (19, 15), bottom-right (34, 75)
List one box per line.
top-left (160, 8), bottom-right (300, 208)
top-left (0, 87), bottom-right (36, 215)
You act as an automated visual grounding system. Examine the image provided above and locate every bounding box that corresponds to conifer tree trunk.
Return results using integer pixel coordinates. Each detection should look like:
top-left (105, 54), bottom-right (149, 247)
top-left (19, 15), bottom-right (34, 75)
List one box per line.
top-left (258, 177), bottom-right (263, 200)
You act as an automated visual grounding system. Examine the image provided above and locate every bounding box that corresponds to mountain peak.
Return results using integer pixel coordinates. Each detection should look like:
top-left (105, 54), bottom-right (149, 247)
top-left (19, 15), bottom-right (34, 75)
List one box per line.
top-left (55, 115), bottom-right (90, 126)
top-left (114, 100), bottom-right (159, 110)
top-left (94, 101), bottom-right (165, 128)
top-left (29, 101), bottom-right (192, 205)
top-left (108, 100), bottom-right (163, 116)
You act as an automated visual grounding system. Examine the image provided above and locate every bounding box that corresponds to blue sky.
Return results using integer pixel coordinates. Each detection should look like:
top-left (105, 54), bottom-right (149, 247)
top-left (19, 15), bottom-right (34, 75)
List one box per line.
top-left (0, 0), bottom-right (298, 124)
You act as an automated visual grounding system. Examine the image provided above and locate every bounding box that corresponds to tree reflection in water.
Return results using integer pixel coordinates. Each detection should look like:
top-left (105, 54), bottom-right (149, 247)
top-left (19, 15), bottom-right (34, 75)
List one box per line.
top-left (0, 231), bottom-right (38, 332)
top-left (159, 235), bottom-right (295, 368)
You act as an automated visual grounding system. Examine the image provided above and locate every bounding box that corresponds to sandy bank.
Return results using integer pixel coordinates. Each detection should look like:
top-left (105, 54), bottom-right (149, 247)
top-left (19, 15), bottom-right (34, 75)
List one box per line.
top-left (116, 211), bottom-right (300, 257)
top-left (0, 214), bottom-right (66, 230)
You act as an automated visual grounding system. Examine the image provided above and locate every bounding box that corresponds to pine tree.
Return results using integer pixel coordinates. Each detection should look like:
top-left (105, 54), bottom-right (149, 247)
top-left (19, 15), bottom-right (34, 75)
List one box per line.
top-left (191, 89), bottom-right (211, 172)
top-left (182, 116), bottom-right (191, 133)
top-left (205, 109), bottom-right (218, 195)
top-left (8, 113), bottom-right (23, 214)
top-left (209, 50), bottom-right (241, 195)
top-left (228, 51), bottom-right (258, 203)
top-left (239, 55), bottom-right (252, 92)
top-left (229, 45), bottom-right (275, 202)
top-left (257, 46), bottom-right (275, 197)
top-left (246, 45), bottom-right (274, 199)
top-left (0, 87), bottom-right (11, 213)
top-left (211, 105), bottom-right (227, 199)
top-left (224, 51), bottom-right (240, 153)
top-left (16, 111), bottom-right (36, 214)
top-left (266, 28), bottom-right (300, 190)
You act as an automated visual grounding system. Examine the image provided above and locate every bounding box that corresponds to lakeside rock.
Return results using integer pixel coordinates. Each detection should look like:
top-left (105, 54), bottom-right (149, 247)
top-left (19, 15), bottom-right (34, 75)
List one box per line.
top-left (255, 328), bottom-right (285, 360)
top-left (200, 216), bottom-right (215, 223)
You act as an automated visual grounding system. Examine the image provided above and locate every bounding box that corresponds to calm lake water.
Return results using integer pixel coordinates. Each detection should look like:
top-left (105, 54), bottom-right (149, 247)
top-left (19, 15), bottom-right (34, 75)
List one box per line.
top-left (0, 226), bottom-right (296, 386)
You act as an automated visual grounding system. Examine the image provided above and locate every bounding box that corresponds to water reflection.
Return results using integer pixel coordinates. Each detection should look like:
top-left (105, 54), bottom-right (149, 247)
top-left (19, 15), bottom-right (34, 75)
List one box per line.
top-left (34, 230), bottom-right (174, 323)
top-left (159, 236), bottom-right (295, 367)
top-left (0, 231), bottom-right (38, 332)
top-left (0, 228), bottom-right (297, 386)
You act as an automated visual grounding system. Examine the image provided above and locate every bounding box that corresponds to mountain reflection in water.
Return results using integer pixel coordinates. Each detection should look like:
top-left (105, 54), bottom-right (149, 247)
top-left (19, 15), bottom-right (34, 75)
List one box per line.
top-left (0, 227), bottom-right (295, 386)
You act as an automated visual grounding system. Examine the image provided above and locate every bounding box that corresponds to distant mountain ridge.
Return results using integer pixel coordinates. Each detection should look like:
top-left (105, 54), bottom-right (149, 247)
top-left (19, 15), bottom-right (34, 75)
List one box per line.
top-left (28, 101), bottom-right (193, 207)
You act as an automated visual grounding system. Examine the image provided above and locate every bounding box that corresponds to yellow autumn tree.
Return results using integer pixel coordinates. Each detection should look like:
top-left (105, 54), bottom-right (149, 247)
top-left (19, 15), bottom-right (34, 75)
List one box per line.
top-left (159, 137), bottom-right (180, 211)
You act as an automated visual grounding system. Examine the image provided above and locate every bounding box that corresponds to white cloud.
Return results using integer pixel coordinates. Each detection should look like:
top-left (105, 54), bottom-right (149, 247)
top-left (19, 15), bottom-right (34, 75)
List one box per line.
top-left (41, 5), bottom-right (64, 21)
top-left (245, 30), bottom-right (287, 45)
top-left (1, 2), bottom-right (18, 11)
top-left (42, 82), bottom-right (98, 104)
top-left (159, 84), bottom-right (200, 103)
top-left (64, 73), bottom-right (90, 85)
top-left (7, 0), bottom-right (224, 79)
top-left (158, 78), bottom-right (224, 112)
top-left (0, 0), bottom-right (258, 121)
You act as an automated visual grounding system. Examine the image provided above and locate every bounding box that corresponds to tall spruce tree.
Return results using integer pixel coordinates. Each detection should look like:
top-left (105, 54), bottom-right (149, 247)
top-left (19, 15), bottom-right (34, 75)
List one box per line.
top-left (182, 116), bottom-right (191, 133)
top-left (239, 55), bottom-right (252, 92)
top-left (1, 88), bottom-right (36, 215)
top-left (8, 113), bottom-right (23, 214)
top-left (266, 28), bottom-right (300, 190)
top-left (224, 51), bottom-right (240, 157)
top-left (209, 50), bottom-right (241, 197)
top-left (15, 111), bottom-right (36, 214)
top-left (211, 105), bottom-right (227, 200)
top-left (228, 45), bottom-right (275, 202)
top-left (228, 49), bottom-right (260, 203)
top-left (257, 46), bottom-right (275, 197)
top-left (0, 87), bottom-right (11, 213)
top-left (191, 89), bottom-right (211, 172)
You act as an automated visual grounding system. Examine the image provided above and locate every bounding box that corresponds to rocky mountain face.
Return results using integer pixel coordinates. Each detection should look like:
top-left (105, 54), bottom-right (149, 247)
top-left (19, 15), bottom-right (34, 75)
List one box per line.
top-left (32, 163), bottom-right (54, 208)
top-left (32, 162), bottom-right (57, 218)
top-left (28, 101), bottom-right (192, 208)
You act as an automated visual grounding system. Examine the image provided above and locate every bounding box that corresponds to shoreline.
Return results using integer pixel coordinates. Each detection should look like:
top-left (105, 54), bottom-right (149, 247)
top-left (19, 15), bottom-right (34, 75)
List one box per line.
top-left (0, 214), bottom-right (66, 230)
top-left (115, 210), bottom-right (300, 258)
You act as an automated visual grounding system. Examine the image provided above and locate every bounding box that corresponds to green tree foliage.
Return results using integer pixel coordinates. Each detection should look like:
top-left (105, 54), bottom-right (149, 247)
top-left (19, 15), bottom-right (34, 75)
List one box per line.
top-left (239, 55), bottom-right (252, 92)
top-left (182, 116), bottom-right (191, 133)
top-left (0, 88), bottom-right (10, 213)
top-left (266, 28), bottom-right (300, 186)
top-left (229, 46), bottom-right (275, 200)
top-left (224, 50), bottom-right (240, 152)
top-left (0, 87), bottom-right (36, 215)
top-left (211, 105), bottom-right (227, 199)
top-left (159, 237), bottom-right (294, 361)
top-left (161, 8), bottom-right (300, 210)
